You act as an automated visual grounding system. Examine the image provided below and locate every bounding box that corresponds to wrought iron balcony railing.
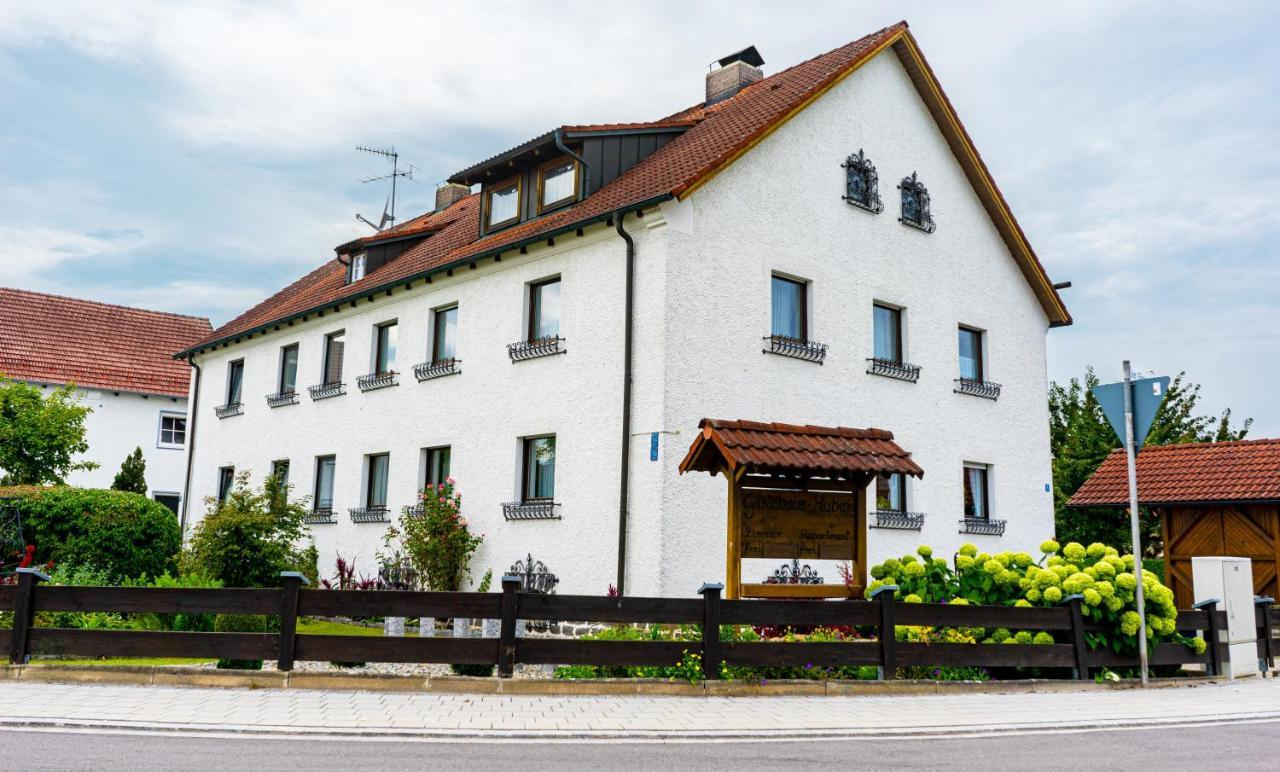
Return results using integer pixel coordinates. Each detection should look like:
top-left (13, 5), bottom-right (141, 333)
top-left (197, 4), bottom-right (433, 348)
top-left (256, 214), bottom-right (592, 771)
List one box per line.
top-left (304, 508), bottom-right (337, 525)
top-left (763, 335), bottom-right (827, 364)
top-left (866, 357), bottom-right (921, 383)
top-left (508, 336), bottom-right (565, 363)
top-left (401, 504), bottom-right (424, 518)
top-left (502, 500), bottom-right (561, 521)
top-left (266, 391), bottom-right (299, 408)
top-left (356, 371), bottom-right (398, 392)
top-left (413, 358), bottom-right (461, 382)
top-left (214, 402), bottom-right (243, 419)
top-left (959, 517), bottom-right (1007, 536)
top-left (349, 505), bottom-right (390, 523)
top-left (308, 381), bottom-right (345, 401)
top-left (954, 377), bottom-right (1002, 400)
top-left (871, 510), bottom-right (926, 530)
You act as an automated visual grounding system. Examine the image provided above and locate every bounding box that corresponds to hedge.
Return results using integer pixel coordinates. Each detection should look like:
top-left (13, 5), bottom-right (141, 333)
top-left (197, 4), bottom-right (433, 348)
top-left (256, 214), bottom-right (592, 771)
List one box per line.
top-left (0, 485), bottom-right (181, 580)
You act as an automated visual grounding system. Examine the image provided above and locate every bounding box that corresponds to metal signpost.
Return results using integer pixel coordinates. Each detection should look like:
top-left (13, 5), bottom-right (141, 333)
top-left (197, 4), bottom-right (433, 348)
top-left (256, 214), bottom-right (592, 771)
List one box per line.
top-left (1092, 361), bottom-right (1170, 686)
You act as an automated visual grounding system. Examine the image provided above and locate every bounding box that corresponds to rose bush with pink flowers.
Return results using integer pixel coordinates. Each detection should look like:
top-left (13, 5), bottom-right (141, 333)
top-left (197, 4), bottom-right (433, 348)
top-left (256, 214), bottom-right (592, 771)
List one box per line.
top-left (381, 479), bottom-right (482, 592)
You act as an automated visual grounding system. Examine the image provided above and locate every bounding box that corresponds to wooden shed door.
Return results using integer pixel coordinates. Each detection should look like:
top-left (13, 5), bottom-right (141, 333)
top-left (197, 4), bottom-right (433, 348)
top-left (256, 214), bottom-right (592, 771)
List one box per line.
top-left (1163, 504), bottom-right (1279, 609)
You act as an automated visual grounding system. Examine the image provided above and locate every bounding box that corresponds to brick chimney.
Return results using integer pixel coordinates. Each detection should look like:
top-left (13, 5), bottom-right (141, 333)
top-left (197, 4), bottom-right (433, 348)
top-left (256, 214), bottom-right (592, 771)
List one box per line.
top-left (706, 45), bottom-right (765, 105)
top-left (435, 183), bottom-right (471, 213)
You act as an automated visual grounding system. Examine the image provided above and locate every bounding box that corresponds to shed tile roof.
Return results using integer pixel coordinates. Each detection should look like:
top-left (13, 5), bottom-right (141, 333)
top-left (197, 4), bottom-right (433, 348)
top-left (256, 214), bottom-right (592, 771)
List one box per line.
top-left (1068, 439), bottom-right (1280, 506)
top-left (0, 288), bottom-right (211, 398)
top-left (679, 418), bottom-right (924, 478)
top-left (184, 21), bottom-right (1068, 355)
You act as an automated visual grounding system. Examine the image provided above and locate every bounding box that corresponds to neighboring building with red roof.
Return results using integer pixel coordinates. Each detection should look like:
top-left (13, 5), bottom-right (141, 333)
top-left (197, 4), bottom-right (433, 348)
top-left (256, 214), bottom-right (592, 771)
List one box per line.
top-left (1070, 440), bottom-right (1280, 606)
top-left (183, 23), bottom-right (1071, 595)
top-left (0, 287), bottom-right (211, 510)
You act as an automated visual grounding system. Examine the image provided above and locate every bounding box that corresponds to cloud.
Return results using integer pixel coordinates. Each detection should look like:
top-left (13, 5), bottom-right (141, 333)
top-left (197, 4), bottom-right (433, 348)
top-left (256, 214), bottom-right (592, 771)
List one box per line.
top-left (0, 225), bottom-right (148, 284)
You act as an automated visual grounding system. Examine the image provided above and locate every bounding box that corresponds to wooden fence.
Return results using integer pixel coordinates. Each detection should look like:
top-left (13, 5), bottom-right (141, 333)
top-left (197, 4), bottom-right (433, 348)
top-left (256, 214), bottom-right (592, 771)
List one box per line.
top-left (2, 569), bottom-right (1275, 680)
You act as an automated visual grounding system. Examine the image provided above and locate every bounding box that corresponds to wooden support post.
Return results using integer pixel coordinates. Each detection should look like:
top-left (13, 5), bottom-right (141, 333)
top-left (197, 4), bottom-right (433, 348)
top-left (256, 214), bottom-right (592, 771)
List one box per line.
top-left (1256, 597), bottom-right (1275, 675)
top-left (870, 584), bottom-right (897, 680)
top-left (1063, 594), bottom-right (1088, 680)
top-left (276, 571), bottom-right (308, 672)
top-left (699, 583), bottom-right (723, 681)
top-left (9, 568), bottom-right (49, 665)
top-left (498, 575), bottom-right (520, 678)
top-left (1194, 598), bottom-right (1223, 676)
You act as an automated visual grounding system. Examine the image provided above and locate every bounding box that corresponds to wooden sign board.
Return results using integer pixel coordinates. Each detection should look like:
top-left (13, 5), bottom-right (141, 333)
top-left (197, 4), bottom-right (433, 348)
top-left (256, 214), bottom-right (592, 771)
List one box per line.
top-left (739, 489), bottom-right (856, 561)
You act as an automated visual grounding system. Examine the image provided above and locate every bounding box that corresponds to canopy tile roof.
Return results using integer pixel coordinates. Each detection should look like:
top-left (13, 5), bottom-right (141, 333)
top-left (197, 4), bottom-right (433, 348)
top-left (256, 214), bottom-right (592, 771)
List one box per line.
top-left (1069, 439), bottom-right (1280, 507)
top-left (679, 418), bottom-right (923, 478)
top-left (0, 287), bottom-right (210, 398)
top-left (183, 21), bottom-right (1069, 356)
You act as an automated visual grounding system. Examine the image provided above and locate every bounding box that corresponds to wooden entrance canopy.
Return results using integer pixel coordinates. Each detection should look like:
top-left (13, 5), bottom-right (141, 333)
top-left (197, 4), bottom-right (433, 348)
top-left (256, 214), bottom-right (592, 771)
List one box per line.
top-left (679, 419), bottom-right (923, 599)
top-left (1069, 438), bottom-right (1280, 608)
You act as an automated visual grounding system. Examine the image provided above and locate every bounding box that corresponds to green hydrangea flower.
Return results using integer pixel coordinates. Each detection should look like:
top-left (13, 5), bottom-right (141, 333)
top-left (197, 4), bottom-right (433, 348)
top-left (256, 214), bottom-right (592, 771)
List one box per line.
top-left (904, 593), bottom-right (923, 604)
top-left (1033, 631), bottom-right (1055, 645)
top-left (1120, 611), bottom-right (1141, 636)
top-left (1043, 587), bottom-right (1063, 604)
top-left (1025, 588), bottom-right (1042, 602)
top-left (1086, 542), bottom-right (1106, 559)
top-left (1094, 581), bottom-right (1114, 599)
top-left (956, 555), bottom-right (975, 571)
top-left (934, 559), bottom-right (948, 569)
top-left (1104, 546), bottom-right (1119, 557)
top-left (1040, 540), bottom-right (1060, 554)
top-left (1083, 588), bottom-right (1102, 607)
top-left (959, 543), bottom-right (978, 558)
top-left (1063, 542), bottom-right (1087, 562)
top-left (991, 628), bottom-right (1011, 643)
top-left (1106, 596), bottom-right (1125, 612)
top-left (1191, 637), bottom-right (1207, 655)
top-left (870, 565), bottom-right (887, 580)
top-left (1012, 552), bottom-right (1034, 568)
top-left (904, 561), bottom-right (925, 577)
top-left (1014, 599), bottom-right (1032, 608)
top-left (948, 598), bottom-right (970, 606)
top-left (983, 559), bottom-right (1003, 576)
top-left (867, 579), bottom-right (885, 595)
top-left (1014, 631), bottom-right (1033, 644)
top-left (1116, 573), bottom-right (1137, 591)
top-left (901, 554), bottom-right (918, 565)
top-left (1047, 556), bottom-right (1065, 567)
top-left (917, 545), bottom-right (933, 559)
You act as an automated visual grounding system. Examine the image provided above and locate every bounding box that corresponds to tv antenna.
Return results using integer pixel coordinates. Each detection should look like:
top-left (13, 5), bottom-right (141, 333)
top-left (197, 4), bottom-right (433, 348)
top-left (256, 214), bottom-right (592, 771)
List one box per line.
top-left (355, 145), bottom-right (418, 232)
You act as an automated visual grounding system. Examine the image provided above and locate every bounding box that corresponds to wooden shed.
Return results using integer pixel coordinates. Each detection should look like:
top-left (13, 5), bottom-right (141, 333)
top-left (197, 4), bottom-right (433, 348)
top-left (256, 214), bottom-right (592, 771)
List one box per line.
top-left (1069, 439), bottom-right (1280, 609)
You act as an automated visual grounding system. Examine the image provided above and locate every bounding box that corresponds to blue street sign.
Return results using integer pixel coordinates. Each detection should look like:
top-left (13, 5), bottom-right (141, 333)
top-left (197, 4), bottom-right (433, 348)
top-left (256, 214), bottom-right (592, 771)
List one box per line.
top-left (650, 432), bottom-right (659, 462)
top-left (1092, 375), bottom-right (1170, 450)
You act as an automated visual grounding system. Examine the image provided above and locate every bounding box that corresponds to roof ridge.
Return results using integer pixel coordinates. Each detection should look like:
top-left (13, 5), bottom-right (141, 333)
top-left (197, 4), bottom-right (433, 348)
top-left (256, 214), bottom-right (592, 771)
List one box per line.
top-left (0, 286), bottom-right (212, 326)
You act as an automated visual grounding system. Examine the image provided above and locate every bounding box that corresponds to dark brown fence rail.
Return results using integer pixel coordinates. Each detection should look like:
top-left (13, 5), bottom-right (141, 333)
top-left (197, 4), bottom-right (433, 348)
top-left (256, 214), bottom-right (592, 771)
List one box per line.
top-left (2, 569), bottom-right (1275, 680)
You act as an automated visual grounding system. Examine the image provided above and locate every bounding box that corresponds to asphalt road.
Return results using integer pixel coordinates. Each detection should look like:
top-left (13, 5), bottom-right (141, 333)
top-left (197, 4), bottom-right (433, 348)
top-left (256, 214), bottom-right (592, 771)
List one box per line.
top-left (3, 721), bottom-right (1278, 771)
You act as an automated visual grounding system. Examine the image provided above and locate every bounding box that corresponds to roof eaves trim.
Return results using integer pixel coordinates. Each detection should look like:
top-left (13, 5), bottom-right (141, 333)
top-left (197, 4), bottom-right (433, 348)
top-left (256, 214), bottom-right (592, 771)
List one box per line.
top-left (447, 129), bottom-right (558, 185)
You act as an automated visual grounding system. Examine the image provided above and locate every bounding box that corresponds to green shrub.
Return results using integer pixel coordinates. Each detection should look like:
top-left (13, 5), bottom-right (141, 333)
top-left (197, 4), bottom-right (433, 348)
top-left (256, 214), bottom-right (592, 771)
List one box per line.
top-left (0, 486), bottom-right (180, 581)
top-left (110, 447), bottom-right (148, 494)
top-left (213, 614), bottom-right (267, 670)
top-left (122, 571), bottom-right (223, 632)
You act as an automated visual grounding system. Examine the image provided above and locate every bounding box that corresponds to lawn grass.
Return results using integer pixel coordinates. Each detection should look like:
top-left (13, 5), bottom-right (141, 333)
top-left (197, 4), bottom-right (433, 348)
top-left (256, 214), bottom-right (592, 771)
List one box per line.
top-left (297, 618), bottom-right (384, 636)
top-left (30, 657), bottom-right (215, 667)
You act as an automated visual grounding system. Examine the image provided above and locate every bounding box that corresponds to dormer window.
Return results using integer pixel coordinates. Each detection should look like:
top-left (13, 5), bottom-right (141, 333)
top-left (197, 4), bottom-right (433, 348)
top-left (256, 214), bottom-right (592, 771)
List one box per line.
top-left (485, 178), bottom-right (521, 230)
top-left (349, 252), bottom-right (367, 282)
top-left (537, 159), bottom-right (578, 213)
top-left (842, 149), bottom-right (882, 213)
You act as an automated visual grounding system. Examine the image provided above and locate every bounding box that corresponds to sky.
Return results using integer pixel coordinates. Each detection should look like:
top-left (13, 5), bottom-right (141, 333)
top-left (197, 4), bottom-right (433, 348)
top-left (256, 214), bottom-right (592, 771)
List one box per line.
top-left (1, 1), bottom-right (1277, 433)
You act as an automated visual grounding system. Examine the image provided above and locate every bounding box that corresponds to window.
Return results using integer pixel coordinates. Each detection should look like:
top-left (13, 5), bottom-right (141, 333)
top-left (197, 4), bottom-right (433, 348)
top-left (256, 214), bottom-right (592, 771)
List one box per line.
top-left (314, 456), bottom-right (336, 511)
top-left (522, 436), bottom-right (556, 501)
top-left (374, 321), bottom-right (398, 374)
top-left (770, 275), bottom-right (806, 339)
top-left (529, 278), bottom-right (561, 341)
top-left (876, 473), bottom-right (905, 512)
top-left (423, 445), bottom-right (451, 488)
top-left (157, 413), bottom-right (186, 448)
top-left (958, 327), bottom-right (984, 381)
top-left (538, 159), bottom-right (577, 212)
top-left (349, 252), bottom-right (367, 282)
top-left (153, 493), bottom-right (180, 515)
top-left (226, 360), bottom-right (244, 405)
top-left (898, 171), bottom-right (935, 232)
top-left (963, 464), bottom-right (990, 520)
top-left (842, 149), bottom-right (883, 213)
top-left (279, 344), bottom-right (299, 394)
top-left (485, 179), bottom-right (520, 229)
top-left (432, 306), bottom-right (458, 363)
top-left (271, 459), bottom-right (290, 488)
top-left (217, 466), bottom-right (235, 503)
top-left (873, 304), bottom-right (902, 363)
top-left (365, 453), bottom-right (390, 509)
top-left (322, 330), bottom-right (345, 384)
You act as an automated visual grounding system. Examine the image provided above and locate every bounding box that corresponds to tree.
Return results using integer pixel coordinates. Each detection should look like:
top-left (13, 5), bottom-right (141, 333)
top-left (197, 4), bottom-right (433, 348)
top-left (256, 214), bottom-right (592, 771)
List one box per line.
top-left (111, 447), bottom-right (148, 494)
top-left (1050, 368), bottom-right (1251, 553)
top-left (0, 377), bottom-right (96, 485)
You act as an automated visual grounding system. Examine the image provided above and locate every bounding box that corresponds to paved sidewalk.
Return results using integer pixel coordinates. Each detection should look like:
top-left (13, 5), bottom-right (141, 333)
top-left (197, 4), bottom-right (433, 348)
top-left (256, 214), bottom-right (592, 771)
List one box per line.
top-left (0, 678), bottom-right (1277, 739)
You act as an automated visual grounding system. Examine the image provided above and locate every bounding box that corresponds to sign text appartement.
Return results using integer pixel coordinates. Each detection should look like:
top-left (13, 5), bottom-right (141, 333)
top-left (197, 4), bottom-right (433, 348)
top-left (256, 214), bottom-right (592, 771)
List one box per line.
top-left (739, 489), bottom-right (856, 560)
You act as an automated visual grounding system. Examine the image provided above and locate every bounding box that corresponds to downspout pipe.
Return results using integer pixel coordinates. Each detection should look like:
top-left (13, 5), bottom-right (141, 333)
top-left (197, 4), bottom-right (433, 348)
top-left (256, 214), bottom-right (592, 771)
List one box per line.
top-left (179, 352), bottom-right (202, 539)
top-left (614, 209), bottom-right (635, 597)
top-left (554, 128), bottom-right (592, 199)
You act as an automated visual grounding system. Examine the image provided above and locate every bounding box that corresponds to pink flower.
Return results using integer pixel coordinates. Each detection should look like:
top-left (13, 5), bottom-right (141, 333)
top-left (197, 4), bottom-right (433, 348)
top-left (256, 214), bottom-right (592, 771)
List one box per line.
top-left (446, 476), bottom-right (456, 485)
top-left (439, 497), bottom-right (446, 504)
top-left (459, 518), bottom-right (468, 526)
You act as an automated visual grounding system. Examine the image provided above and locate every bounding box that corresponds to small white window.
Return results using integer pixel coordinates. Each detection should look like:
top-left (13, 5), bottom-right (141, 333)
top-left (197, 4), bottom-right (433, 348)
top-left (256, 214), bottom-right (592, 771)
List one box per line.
top-left (350, 252), bottom-right (367, 282)
top-left (158, 412), bottom-right (187, 449)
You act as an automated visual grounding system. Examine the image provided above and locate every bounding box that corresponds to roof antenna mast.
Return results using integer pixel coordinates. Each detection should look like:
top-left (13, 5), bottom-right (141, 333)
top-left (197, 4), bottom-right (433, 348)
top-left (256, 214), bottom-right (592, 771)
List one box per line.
top-left (355, 145), bottom-right (418, 232)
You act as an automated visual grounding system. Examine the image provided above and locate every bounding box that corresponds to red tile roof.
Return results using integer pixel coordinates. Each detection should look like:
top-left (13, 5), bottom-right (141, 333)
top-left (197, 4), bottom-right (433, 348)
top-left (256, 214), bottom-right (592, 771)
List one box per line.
top-left (185, 21), bottom-right (1068, 355)
top-left (1068, 439), bottom-right (1280, 506)
top-left (679, 418), bottom-right (924, 478)
top-left (0, 288), bottom-right (211, 398)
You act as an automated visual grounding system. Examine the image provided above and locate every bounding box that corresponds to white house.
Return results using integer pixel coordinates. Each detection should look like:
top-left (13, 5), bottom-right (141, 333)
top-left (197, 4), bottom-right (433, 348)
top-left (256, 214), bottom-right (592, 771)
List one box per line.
top-left (0, 287), bottom-right (211, 512)
top-left (179, 22), bottom-right (1072, 596)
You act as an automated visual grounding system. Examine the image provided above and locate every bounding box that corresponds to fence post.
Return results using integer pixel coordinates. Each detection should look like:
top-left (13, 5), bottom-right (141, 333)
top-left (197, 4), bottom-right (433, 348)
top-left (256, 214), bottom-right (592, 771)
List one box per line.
top-left (699, 583), bottom-right (723, 681)
top-left (1193, 598), bottom-right (1222, 676)
top-left (869, 584), bottom-right (898, 680)
top-left (1256, 597), bottom-right (1275, 675)
top-left (1063, 593), bottom-right (1088, 680)
top-left (498, 575), bottom-right (520, 678)
top-left (9, 568), bottom-right (49, 665)
top-left (277, 571), bottom-right (309, 672)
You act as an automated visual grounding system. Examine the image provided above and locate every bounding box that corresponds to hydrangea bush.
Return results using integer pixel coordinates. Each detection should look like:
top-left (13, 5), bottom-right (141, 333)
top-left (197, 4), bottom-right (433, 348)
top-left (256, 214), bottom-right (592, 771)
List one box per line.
top-left (867, 541), bottom-right (1206, 657)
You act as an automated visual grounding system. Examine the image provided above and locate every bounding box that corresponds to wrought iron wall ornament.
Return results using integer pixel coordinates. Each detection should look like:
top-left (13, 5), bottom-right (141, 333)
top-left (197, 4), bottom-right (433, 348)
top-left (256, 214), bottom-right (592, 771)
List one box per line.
top-left (954, 377), bottom-right (1002, 400)
top-left (308, 381), bottom-right (345, 401)
top-left (763, 335), bottom-right (828, 364)
top-left (871, 510), bottom-right (926, 531)
top-left (509, 553), bottom-right (559, 595)
top-left (378, 554), bottom-right (420, 590)
top-left (348, 505), bottom-right (390, 523)
top-left (356, 371), bottom-right (398, 392)
top-left (841, 149), bottom-right (883, 213)
top-left (866, 357), bottom-right (921, 383)
top-left (502, 500), bottom-right (561, 520)
top-left (214, 402), bottom-right (243, 419)
top-left (265, 391), bottom-right (299, 408)
top-left (959, 517), bottom-right (1007, 536)
top-left (898, 171), bottom-right (936, 233)
top-left (508, 336), bottom-right (565, 363)
top-left (413, 358), bottom-right (460, 382)
top-left (304, 508), bottom-right (337, 525)
top-left (763, 558), bottom-right (824, 585)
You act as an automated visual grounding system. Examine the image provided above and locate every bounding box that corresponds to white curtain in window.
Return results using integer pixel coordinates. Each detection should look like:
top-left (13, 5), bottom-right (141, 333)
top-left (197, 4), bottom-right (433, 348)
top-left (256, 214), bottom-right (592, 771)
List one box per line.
top-left (959, 329), bottom-right (981, 380)
top-left (542, 163), bottom-right (575, 206)
top-left (316, 459), bottom-right (335, 509)
top-left (873, 306), bottom-right (899, 361)
top-left (434, 307), bottom-right (457, 361)
top-left (489, 185), bottom-right (518, 224)
top-left (369, 456), bottom-right (389, 508)
top-left (533, 281), bottom-right (561, 339)
top-left (966, 467), bottom-right (987, 519)
top-left (771, 277), bottom-right (802, 338)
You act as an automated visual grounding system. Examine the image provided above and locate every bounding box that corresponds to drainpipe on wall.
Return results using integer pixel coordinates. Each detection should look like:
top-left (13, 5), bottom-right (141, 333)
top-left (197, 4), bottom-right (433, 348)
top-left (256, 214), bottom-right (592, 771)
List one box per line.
top-left (614, 209), bottom-right (635, 597)
top-left (554, 129), bottom-right (592, 199)
top-left (179, 352), bottom-right (202, 539)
